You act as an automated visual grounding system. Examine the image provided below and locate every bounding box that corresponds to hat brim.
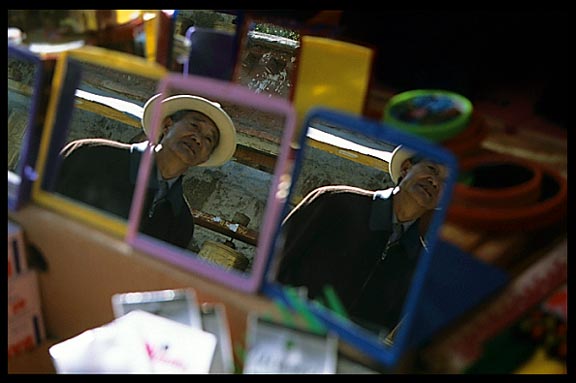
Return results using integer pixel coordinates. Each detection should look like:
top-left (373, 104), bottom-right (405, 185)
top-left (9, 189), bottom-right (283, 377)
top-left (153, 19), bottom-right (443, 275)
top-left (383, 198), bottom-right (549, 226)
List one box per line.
top-left (389, 145), bottom-right (415, 184)
top-left (141, 94), bottom-right (237, 167)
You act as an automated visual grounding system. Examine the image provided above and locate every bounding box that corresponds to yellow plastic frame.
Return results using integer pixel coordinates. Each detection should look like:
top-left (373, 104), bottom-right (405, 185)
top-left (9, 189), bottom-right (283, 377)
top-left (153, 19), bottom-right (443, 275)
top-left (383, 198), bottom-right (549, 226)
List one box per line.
top-left (292, 36), bottom-right (374, 137)
top-left (32, 46), bottom-right (167, 238)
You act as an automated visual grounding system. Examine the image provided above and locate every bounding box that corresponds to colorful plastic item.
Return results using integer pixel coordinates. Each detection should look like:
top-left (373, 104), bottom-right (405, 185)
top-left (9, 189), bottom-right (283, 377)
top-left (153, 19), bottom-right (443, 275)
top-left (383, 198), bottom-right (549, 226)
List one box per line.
top-left (408, 239), bottom-right (509, 348)
top-left (447, 164), bottom-right (567, 231)
top-left (291, 36), bottom-right (374, 134)
top-left (453, 153), bottom-right (543, 208)
top-left (383, 89), bottom-right (473, 142)
top-left (8, 45), bottom-right (55, 211)
top-left (184, 26), bottom-right (238, 82)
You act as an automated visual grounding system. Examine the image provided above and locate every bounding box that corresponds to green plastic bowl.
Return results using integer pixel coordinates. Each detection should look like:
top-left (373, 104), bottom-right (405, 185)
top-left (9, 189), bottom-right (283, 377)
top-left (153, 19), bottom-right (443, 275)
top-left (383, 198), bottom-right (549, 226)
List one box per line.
top-left (383, 89), bottom-right (473, 142)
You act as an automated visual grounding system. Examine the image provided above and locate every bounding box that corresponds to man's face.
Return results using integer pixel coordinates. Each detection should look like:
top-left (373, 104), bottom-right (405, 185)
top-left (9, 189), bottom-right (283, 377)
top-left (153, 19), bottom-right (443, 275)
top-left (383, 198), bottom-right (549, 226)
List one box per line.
top-left (399, 159), bottom-right (448, 210)
top-left (160, 111), bottom-right (220, 167)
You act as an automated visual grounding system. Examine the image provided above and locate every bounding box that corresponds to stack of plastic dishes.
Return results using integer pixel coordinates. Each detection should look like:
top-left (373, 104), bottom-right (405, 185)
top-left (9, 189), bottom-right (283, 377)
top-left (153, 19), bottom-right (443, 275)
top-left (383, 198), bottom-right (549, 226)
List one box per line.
top-left (446, 153), bottom-right (567, 232)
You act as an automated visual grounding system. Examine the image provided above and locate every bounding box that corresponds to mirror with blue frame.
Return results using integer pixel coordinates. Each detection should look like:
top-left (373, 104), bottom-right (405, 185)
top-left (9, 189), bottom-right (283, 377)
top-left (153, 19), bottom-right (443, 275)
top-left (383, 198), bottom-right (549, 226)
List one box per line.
top-left (262, 107), bottom-right (458, 368)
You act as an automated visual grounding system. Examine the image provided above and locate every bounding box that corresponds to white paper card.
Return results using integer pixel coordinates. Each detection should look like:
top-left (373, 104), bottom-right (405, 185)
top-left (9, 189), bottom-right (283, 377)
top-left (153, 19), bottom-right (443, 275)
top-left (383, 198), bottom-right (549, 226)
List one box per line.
top-left (49, 310), bottom-right (216, 374)
top-left (243, 315), bottom-right (338, 374)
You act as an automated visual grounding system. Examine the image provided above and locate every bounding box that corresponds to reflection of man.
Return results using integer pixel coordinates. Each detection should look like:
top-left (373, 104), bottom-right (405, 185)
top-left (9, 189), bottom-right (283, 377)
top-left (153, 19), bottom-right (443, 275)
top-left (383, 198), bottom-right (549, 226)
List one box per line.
top-left (276, 146), bottom-right (448, 334)
top-left (54, 94), bottom-right (236, 248)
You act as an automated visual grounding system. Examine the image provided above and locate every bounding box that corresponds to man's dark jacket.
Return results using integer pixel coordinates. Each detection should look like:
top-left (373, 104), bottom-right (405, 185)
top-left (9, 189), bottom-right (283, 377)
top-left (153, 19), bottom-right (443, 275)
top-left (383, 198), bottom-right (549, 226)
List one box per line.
top-left (276, 185), bottom-right (424, 333)
top-left (53, 138), bottom-right (194, 248)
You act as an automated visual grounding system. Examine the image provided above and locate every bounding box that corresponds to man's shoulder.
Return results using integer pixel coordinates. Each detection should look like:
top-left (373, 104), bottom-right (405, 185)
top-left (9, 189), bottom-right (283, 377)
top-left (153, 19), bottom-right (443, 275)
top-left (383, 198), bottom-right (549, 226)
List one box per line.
top-left (311, 184), bottom-right (376, 198)
top-left (59, 138), bottom-right (144, 158)
top-left (302, 185), bottom-right (376, 206)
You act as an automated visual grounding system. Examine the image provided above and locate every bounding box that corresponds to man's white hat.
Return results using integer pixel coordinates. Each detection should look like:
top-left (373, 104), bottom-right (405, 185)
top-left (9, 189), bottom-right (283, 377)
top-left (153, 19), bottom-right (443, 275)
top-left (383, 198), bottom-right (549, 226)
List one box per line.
top-left (141, 94), bottom-right (237, 167)
top-left (389, 145), bottom-right (415, 184)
